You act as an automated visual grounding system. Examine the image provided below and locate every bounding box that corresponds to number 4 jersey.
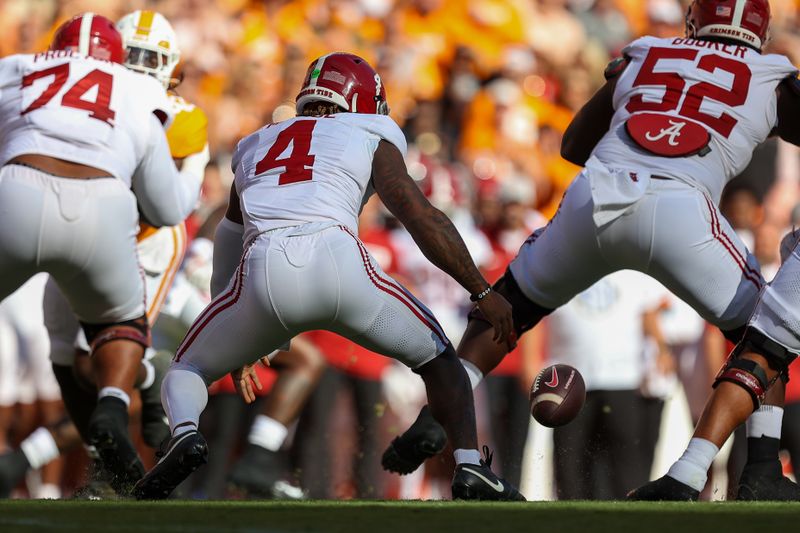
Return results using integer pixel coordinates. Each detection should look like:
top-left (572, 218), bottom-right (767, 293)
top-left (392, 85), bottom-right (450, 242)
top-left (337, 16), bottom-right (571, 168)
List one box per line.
top-left (0, 50), bottom-right (172, 185)
top-left (593, 36), bottom-right (797, 203)
top-left (232, 113), bottom-right (407, 242)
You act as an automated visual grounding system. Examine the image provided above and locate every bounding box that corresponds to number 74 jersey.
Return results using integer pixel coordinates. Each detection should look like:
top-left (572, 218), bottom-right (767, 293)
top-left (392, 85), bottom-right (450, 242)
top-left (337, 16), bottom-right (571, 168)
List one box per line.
top-left (593, 35), bottom-right (798, 203)
top-left (0, 51), bottom-right (172, 185)
top-left (232, 113), bottom-right (407, 242)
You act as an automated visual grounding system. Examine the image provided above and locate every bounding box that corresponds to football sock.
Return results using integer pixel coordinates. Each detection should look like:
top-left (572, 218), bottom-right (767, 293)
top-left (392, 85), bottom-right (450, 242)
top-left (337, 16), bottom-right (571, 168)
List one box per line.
top-left (248, 415), bottom-right (288, 452)
top-left (666, 437), bottom-right (719, 492)
top-left (20, 427), bottom-right (59, 470)
top-left (34, 483), bottom-right (61, 500)
top-left (139, 358), bottom-right (156, 390)
top-left (461, 359), bottom-right (484, 390)
top-left (453, 448), bottom-right (481, 466)
top-left (746, 405), bottom-right (783, 439)
top-left (97, 387), bottom-right (130, 408)
top-left (162, 369), bottom-right (208, 438)
top-left (746, 405), bottom-right (783, 465)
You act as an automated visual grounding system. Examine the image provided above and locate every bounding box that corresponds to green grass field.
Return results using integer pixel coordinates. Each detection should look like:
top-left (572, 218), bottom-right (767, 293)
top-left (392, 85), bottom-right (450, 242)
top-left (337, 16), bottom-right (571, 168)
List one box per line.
top-left (1, 500), bottom-right (798, 533)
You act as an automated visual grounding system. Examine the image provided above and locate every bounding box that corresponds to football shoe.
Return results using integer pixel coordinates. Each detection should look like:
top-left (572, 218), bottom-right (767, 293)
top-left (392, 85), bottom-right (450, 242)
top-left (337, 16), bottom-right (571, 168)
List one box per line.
top-left (381, 406), bottom-right (447, 475)
top-left (451, 447), bottom-right (525, 501)
top-left (133, 430), bottom-right (207, 500)
top-left (627, 475), bottom-right (700, 501)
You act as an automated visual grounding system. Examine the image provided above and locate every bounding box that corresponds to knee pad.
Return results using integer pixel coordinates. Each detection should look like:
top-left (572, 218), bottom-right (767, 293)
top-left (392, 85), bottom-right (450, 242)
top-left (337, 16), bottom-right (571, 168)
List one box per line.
top-left (80, 315), bottom-right (150, 354)
top-left (740, 327), bottom-right (797, 382)
top-left (713, 328), bottom-right (796, 410)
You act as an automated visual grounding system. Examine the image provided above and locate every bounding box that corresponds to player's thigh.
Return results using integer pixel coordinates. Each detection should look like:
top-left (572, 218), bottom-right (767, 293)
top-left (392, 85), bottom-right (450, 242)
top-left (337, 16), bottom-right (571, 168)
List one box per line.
top-left (330, 228), bottom-right (448, 369)
top-left (172, 239), bottom-right (291, 384)
top-left (0, 167), bottom-right (46, 300)
top-left (49, 180), bottom-right (145, 324)
top-left (509, 173), bottom-right (614, 309)
top-left (649, 191), bottom-right (762, 331)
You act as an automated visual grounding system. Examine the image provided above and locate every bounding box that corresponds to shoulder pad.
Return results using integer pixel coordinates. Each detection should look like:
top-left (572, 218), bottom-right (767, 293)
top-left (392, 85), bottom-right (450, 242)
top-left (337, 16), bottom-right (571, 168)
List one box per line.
top-left (604, 57), bottom-right (629, 80)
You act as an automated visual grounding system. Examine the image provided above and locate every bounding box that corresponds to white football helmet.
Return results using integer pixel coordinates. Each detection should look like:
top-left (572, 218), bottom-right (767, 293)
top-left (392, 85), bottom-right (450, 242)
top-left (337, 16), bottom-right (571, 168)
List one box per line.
top-left (116, 10), bottom-right (180, 89)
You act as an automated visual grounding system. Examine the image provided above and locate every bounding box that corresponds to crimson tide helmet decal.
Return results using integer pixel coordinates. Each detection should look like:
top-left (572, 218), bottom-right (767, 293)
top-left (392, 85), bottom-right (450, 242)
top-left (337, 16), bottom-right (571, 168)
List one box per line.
top-left (295, 53), bottom-right (389, 115)
top-left (51, 13), bottom-right (125, 64)
top-left (686, 0), bottom-right (770, 50)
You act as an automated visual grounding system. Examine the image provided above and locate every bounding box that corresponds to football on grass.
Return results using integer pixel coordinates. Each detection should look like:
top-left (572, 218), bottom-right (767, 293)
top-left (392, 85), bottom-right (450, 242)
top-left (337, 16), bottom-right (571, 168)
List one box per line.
top-left (530, 364), bottom-right (586, 427)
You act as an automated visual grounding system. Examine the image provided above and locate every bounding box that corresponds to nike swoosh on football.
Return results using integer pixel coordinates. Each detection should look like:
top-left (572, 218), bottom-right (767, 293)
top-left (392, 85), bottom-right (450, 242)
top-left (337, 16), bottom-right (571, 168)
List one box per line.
top-left (545, 367), bottom-right (559, 388)
top-left (461, 467), bottom-right (505, 492)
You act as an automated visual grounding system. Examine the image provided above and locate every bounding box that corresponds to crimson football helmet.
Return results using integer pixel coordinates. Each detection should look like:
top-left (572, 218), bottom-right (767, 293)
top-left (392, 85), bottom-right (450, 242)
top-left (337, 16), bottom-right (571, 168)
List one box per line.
top-left (51, 13), bottom-right (125, 64)
top-left (686, 0), bottom-right (770, 50)
top-left (295, 53), bottom-right (389, 115)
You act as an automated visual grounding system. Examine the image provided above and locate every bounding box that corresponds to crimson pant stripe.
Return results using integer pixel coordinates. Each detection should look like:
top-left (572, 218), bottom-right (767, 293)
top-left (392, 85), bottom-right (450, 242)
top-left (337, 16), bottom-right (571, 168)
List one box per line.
top-left (704, 196), bottom-right (762, 289)
top-left (339, 226), bottom-right (447, 345)
top-left (175, 240), bottom-right (254, 361)
top-left (342, 226), bottom-right (445, 332)
top-left (340, 225), bottom-right (447, 338)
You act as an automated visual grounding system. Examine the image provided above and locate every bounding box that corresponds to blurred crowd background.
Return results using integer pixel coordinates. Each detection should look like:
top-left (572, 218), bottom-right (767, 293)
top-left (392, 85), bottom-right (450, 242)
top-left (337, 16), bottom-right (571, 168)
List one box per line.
top-left (3, 0), bottom-right (800, 501)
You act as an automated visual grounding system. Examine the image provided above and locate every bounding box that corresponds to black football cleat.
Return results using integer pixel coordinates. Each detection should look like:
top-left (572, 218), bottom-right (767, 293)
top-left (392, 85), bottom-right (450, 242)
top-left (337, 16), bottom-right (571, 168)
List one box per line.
top-left (133, 430), bottom-right (208, 500)
top-left (627, 475), bottom-right (699, 501)
top-left (737, 461), bottom-right (800, 501)
top-left (88, 397), bottom-right (145, 495)
top-left (451, 447), bottom-right (525, 501)
top-left (0, 449), bottom-right (30, 498)
top-left (140, 350), bottom-right (172, 449)
top-left (382, 406), bottom-right (447, 475)
top-left (228, 445), bottom-right (305, 500)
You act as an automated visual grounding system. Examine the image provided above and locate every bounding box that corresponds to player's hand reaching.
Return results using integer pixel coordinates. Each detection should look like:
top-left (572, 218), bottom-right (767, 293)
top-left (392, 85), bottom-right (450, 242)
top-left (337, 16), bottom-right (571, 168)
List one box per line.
top-left (231, 356), bottom-right (271, 404)
top-left (476, 290), bottom-right (517, 351)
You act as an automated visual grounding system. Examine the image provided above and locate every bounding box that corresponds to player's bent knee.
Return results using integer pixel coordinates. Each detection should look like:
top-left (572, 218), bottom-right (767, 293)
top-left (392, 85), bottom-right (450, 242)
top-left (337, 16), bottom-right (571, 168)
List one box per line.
top-left (414, 343), bottom-right (458, 375)
top-left (80, 315), bottom-right (150, 355)
top-left (714, 328), bottom-right (796, 411)
top-left (468, 269), bottom-right (553, 338)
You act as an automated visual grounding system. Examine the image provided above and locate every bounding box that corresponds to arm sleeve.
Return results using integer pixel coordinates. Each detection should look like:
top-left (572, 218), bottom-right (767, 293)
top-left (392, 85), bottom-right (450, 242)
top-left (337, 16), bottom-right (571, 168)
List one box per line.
top-left (210, 217), bottom-right (245, 298)
top-left (132, 114), bottom-right (202, 227)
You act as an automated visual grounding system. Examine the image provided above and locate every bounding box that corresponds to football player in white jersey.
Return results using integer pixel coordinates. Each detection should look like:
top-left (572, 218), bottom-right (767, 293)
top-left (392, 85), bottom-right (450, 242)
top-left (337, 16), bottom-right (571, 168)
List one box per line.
top-left (0, 11), bottom-right (210, 498)
top-left (0, 13), bottom-right (201, 493)
top-left (385, 0), bottom-right (800, 501)
top-left (133, 52), bottom-right (522, 501)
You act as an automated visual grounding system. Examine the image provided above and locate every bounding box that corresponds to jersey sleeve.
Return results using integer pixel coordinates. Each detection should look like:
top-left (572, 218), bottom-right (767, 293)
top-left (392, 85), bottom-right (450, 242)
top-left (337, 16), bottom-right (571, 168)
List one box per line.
top-left (621, 36), bottom-right (659, 63)
top-left (364, 115), bottom-right (408, 157)
top-left (166, 96), bottom-right (209, 159)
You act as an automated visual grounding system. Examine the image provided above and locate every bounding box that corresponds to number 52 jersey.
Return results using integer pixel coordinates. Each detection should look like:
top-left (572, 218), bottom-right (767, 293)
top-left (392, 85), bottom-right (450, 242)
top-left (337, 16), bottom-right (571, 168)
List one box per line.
top-left (593, 36), bottom-right (797, 203)
top-left (0, 50), bottom-right (171, 185)
top-left (232, 113), bottom-right (407, 242)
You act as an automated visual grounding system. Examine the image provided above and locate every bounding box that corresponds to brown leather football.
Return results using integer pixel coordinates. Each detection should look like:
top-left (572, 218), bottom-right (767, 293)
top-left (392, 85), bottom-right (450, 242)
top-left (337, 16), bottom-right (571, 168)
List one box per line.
top-left (530, 364), bottom-right (586, 427)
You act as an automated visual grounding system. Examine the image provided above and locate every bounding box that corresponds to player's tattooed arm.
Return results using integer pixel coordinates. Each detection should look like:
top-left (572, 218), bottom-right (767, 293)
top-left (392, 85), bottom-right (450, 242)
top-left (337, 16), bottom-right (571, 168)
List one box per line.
top-left (561, 78), bottom-right (618, 166)
top-left (372, 140), bottom-right (487, 296)
top-left (776, 78), bottom-right (800, 146)
top-left (372, 140), bottom-right (514, 346)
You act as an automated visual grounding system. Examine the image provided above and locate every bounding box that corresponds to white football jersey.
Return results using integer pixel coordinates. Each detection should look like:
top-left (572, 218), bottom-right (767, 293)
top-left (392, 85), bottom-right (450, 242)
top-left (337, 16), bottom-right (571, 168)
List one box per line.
top-left (233, 113), bottom-right (407, 242)
top-left (0, 50), bottom-right (171, 184)
top-left (593, 36), bottom-right (797, 203)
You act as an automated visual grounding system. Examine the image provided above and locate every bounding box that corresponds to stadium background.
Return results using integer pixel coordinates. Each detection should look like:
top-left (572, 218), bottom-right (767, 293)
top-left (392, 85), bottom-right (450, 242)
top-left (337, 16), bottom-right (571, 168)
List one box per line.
top-left (3, 0), bottom-right (800, 501)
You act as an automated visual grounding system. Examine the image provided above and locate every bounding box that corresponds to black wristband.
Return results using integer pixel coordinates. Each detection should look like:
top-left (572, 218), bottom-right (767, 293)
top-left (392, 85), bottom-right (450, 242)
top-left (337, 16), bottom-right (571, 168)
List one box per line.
top-left (470, 286), bottom-right (492, 302)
